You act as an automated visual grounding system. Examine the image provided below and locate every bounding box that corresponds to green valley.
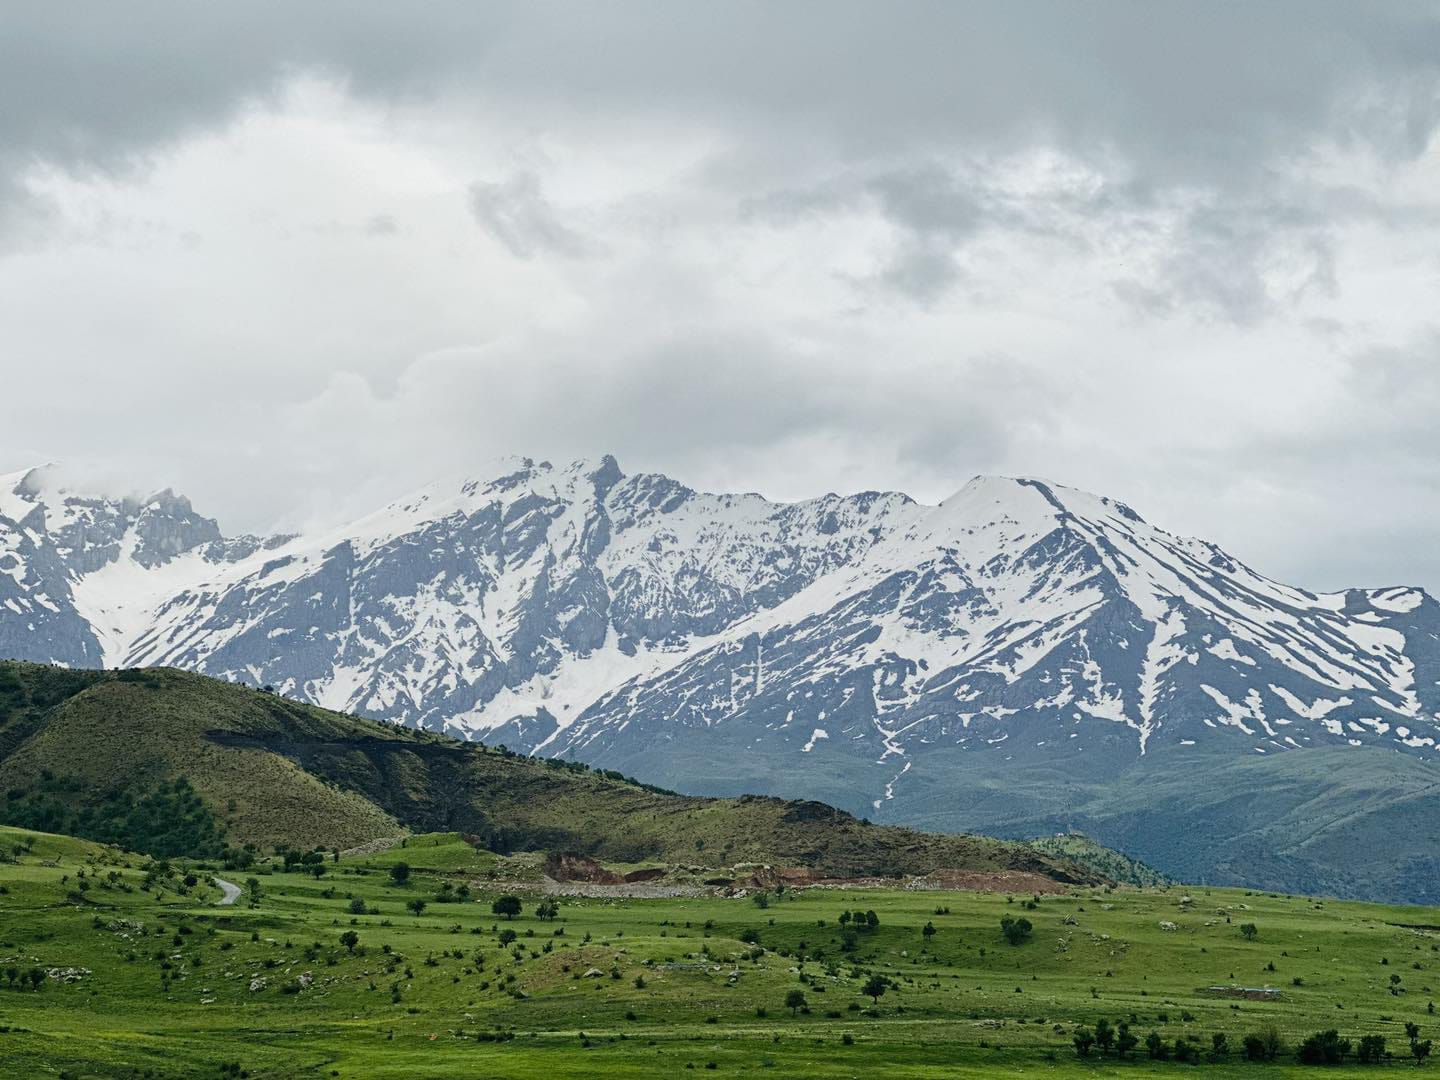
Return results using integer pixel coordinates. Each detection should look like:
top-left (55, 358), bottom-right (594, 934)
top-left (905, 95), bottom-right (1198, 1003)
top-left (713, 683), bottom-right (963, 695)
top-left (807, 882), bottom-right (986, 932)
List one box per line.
top-left (2, 824), bottom-right (1439, 1077)
top-left (3, 661), bottom-right (1439, 1078)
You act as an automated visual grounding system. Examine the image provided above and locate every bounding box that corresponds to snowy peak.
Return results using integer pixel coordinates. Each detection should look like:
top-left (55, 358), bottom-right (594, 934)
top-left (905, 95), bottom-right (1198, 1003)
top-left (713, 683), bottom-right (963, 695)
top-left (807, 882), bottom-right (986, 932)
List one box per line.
top-left (1, 464), bottom-right (221, 572)
top-left (933, 475), bottom-right (1144, 530)
top-left (0, 457), bottom-right (1437, 789)
top-left (543, 468), bottom-right (1440, 788)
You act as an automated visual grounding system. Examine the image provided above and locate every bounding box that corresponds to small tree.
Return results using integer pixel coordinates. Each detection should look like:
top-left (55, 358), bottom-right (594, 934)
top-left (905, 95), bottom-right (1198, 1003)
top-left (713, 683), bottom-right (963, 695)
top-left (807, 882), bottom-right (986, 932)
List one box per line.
top-left (1073, 1027), bottom-right (1095, 1057)
top-left (492, 895), bottom-right (522, 920)
top-left (1210, 1032), bottom-right (1229, 1060)
top-left (339, 930), bottom-right (359, 953)
top-left (348, 897), bottom-right (367, 915)
top-left (785, 989), bottom-right (807, 1016)
top-left (1356, 1035), bottom-right (1386, 1064)
top-left (838, 911), bottom-right (851, 928)
top-left (1000, 916), bottom-right (1033, 945)
top-left (1145, 1031), bottom-right (1169, 1061)
top-left (25, 968), bottom-right (44, 992)
top-left (1239, 922), bottom-right (1258, 941)
top-left (535, 899), bottom-right (559, 921)
top-left (406, 898), bottom-right (427, 917)
top-left (921, 921), bottom-right (936, 943)
top-left (1244, 1026), bottom-right (1282, 1061)
top-left (865, 911), bottom-right (879, 931)
top-left (1297, 1029), bottom-right (1350, 1065)
top-left (389, 862), bottom-right (411, 885)
top-left (1116, 1023), bottom-right (1138, 1059)
top-left (498, 928), bottom-right (517, 946)
top-left (1094, 1018), bottom-right (1115, 1054)
top-left (1411, 1024), bottom-right (1433, 1066)
top-left (862, 974), bottom-right (887, 1006)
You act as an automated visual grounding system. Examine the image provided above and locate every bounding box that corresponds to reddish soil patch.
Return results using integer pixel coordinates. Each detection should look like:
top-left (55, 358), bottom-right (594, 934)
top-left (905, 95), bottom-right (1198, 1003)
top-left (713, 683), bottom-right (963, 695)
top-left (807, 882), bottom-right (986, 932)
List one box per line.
top-left (543, 853), bottom-right (667, 886)
top-left (543, 852), bottom-right (626, 885)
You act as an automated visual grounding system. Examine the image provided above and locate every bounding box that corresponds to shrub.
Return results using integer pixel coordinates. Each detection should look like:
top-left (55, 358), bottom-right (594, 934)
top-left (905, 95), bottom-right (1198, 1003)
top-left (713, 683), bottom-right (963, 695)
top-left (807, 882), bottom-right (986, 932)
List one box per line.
top-left (1297, 1029), bottom-right (1351, 1065)
top-left (1145, 1031), bottom-right (1169, 1060)
top-left (1244, 1026), bottom-right (1282, 1061)
top-left (1355, 1034), bottom-right (1386, 1064)
top-left (1000, 916), bottom-right (1033, 945)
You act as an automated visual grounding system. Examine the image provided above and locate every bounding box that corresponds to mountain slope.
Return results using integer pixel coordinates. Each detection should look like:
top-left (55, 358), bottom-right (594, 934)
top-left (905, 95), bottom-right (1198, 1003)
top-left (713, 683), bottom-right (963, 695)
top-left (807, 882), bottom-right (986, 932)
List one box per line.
top-left (557, 475), bottom-right (1439, 773)
top-left (2, 459), bottom-right (1439, 898)
top-left (1024, 833), bottom-right (1170, 888)
top-left (0, 659), bottom-right (1097, 882)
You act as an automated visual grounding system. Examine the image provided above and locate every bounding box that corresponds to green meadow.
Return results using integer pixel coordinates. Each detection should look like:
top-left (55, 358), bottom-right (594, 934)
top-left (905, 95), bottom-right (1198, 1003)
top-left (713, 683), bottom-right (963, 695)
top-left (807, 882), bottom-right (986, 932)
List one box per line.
top-left (1, 827), bottom-right (1438, 1078)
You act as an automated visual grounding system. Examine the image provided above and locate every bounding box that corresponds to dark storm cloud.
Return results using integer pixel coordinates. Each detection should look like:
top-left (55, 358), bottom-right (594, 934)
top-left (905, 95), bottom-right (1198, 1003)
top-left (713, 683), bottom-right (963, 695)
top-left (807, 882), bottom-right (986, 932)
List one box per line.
top-left (4, 2), bottom-right (1438, 310)
top-left (4, 2), bottom-right (1440, 201)
top-left (2, 1), bottom-right (1440, 595)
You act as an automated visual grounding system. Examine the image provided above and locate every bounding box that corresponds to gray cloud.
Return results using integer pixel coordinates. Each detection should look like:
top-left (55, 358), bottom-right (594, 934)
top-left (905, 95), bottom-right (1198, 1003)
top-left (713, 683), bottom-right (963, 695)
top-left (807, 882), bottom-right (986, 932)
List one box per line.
top-left (4, 3), bottom-right (1439, 203)
top-left (468, 172), bottom-right (596, 259)
top-left (1, 2), bottom-right (1439, 597)
top-left (364, 213), bottom-right (398, 236)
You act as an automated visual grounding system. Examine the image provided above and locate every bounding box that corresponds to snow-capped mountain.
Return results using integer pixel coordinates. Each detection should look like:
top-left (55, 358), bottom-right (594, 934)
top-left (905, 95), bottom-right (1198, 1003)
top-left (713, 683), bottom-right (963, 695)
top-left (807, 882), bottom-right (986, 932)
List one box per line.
top-left (3, 457), bottom-right (1439, 897)
top-left (554, 475), bottom-right (1440, 785)
top-left (0, 457), bottom-right (919, 736)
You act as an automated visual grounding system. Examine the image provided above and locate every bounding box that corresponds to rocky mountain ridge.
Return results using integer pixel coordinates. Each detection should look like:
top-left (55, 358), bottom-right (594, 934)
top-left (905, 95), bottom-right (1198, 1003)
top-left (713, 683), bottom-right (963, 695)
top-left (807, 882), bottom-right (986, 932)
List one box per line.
top-left (3, 457), bottom-right (1439, 898)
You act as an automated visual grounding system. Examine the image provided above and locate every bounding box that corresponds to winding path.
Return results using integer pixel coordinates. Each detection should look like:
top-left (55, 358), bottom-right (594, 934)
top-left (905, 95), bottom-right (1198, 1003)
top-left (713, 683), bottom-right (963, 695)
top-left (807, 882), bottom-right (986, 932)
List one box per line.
top-left (214, 877), bottom-right (242, 906)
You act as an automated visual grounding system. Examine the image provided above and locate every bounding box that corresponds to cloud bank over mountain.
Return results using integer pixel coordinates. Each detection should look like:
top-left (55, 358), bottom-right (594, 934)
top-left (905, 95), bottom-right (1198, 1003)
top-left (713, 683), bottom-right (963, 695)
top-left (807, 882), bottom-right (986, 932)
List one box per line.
top-left (2, 2), bottom-right (1439, 592)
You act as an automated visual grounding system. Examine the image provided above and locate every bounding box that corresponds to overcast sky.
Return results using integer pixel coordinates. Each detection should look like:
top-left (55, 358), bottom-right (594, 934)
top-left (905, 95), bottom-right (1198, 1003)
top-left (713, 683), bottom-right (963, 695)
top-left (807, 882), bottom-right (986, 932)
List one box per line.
top-left (2, 2), bottom-right (1439, 592)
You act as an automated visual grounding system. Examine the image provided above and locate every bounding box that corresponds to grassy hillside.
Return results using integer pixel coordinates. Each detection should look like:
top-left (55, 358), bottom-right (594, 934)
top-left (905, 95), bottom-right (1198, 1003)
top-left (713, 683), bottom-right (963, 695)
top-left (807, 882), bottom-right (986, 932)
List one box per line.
top-left (1027, 833), bottom-right (1170, 888)
top-left (1, 823), bottom-right (1438, 1077)
top-left (0, 661), bottom-right (1093, 883)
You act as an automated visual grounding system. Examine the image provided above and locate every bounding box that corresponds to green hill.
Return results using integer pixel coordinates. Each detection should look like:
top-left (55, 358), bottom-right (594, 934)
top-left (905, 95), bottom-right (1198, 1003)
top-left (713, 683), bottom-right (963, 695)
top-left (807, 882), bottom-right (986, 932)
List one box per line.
top-left (0, 660), bottom-right (1095, 883)
top-left (1, 820), bottom-right (1438, 1078)
top-left (1026, 832), bottom-right (1170, 887)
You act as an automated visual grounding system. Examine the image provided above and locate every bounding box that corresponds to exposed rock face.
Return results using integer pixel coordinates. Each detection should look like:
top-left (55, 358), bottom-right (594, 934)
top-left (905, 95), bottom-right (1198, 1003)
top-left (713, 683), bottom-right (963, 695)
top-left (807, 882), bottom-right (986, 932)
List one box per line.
top-left (543, 852), bottom-right (626, 885)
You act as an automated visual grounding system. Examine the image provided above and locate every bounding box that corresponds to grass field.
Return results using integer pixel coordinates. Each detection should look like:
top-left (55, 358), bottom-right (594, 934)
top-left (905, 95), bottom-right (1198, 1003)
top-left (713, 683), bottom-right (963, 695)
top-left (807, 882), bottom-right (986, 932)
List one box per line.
top-left (1, 826), bottom-right (1438, 1078)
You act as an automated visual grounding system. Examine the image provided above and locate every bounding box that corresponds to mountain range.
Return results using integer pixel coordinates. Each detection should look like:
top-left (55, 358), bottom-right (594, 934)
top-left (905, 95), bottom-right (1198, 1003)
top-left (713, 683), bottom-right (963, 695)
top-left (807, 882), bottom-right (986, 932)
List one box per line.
top-left (2, 457), bottom-right (1438, 900)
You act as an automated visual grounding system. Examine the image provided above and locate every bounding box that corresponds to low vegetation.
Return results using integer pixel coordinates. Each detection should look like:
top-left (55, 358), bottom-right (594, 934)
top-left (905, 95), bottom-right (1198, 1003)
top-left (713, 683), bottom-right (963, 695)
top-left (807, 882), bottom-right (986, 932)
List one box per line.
top-left (1027, 832), bottom-right (1171, 888)
top-left (2, 823), bottom-right (1439, 1077)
